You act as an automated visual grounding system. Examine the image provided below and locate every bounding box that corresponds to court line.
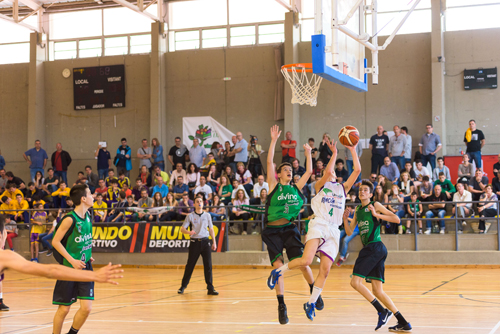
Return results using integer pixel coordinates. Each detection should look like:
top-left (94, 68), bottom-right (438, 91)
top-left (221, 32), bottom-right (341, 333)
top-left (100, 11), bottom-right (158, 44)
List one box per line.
top-left (489, 320), bottom-right (500, 334)
top-left (422, 272), bottom-right (468, 295)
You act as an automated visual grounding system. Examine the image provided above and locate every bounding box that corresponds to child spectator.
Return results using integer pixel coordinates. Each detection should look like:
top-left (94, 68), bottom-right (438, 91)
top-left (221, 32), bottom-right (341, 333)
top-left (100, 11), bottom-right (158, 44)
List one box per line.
top-left (457, 153), bottom-right (473, 187)
top-left (4, 215), bottom-right (18, 251)
top-left (121, 183), bottom-right (132, 198)
top-left (106, 180), bottom-right (120, 207)
top-left (93, 193), bottom-right (108, 222)
top-left (478, 185), bottom-right (497, 234)
top-left (26, 182), bottom-right (43, 208)
top-left (95, 179), bottom-right (108, 199)
top-left (337, 202), bottom-right (358, 266)
top-left (117, 171), bottom-right (130, 189)
top-left (38, 211), bottom-right (58, 256)
top-left (433, 157), bottom-right (451, 181)
top-left (406, 192), bottom-right (423, 234)
top-left (12, 194), bottom-right (30, 225)
top-left (434, 172), bottom-right (456, 200)
top-left (30, 203), bottom-right (47, 262)
top-left (418, 176), bottom-right (432, 201)
top-left (105, 169), bottom-right (118, 187)
top-left (334, 159), bottom-right (349, 183)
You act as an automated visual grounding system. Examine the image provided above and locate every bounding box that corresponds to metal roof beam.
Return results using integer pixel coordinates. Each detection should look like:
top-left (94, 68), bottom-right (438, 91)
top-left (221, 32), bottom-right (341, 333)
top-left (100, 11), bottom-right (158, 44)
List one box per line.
top-left (111, 0), bottom-right (158, 21)
top-left (19, 0), bottom-right (41, 10)
top-left (0, 11), bottom-right (39, 31)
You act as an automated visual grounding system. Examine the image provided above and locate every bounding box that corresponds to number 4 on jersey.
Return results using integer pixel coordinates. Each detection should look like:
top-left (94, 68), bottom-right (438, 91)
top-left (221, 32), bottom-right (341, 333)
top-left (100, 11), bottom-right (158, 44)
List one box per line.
top-left (328, 208), bottom-right (334, 216)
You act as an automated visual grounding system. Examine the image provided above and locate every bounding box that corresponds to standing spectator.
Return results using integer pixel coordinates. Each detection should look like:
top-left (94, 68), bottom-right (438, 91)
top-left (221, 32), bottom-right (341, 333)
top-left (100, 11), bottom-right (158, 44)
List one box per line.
top-left (452, 183), bottom-right (473, 233)
top-left (23, 140), bottom-right (48, 180)
top-left (469, 169), bottom-right (488, 202)
top-left (0, 150), bottom-right (5, 170)
top-left (424, 185), bottom-right (447, 235)
top-left (168, 137), bottom-right (189, 170)
top-left (253, 175), bottom-right (269, 199)
top-left (434, 172), bottom-right (456, 200)
top-left (222, 140), bottom-right (234, 168)
top-left (51, 143), bottom-right (72, 185)
top-left (194, 176), bottom-right (213, 201)
top-left (464, 119), bottom-right (485, 169)
top-left (170, 163), bottom-right (187, 188)
top-left (401, 126), bottom-right (412, 164)
top-left (306, 138), bottom-right (318, 168)
top-left (85, 166), bottom-right (99, 193)
top-left (388, 125), bottom-right (407, 171)
top-left (151, 138), bottom-right (165, 171)
top-left (419, 124), bottom-right (442, 171)
top-left (380, 157), bottom-right (400, 183)
top-left (369, 126), bottom-right (390, 174)
top-left (210, 142), bottom-right (224, 168)
top-left (433, 157), bottom-right (451, 181)
top-left (152, 176), bottom-right (169, 198)
top-left (345, 144), bottom-right (362, 183)
top-left (280, 131), bottom-right (297, 163)
top-left (477, 185), bottom-right (498, 234)
top-left (0, 169), bottom-right (8, 191)
top-left (115, 138), bottom-right (132, 177)
top-left (457, 153), bottom-right (473, 186)
top-left (137, 139), bottom-right (153, 172)
top-left (189, 138), bottom-right (207, 168)
top-left (248, 136), bottom-right (264, 179)
top-left (95, 143), bottom-right (111, 180)
top-left (318, 133), bottom-right (333, 164)
top-left (230, 132), bottom-right (248, 171)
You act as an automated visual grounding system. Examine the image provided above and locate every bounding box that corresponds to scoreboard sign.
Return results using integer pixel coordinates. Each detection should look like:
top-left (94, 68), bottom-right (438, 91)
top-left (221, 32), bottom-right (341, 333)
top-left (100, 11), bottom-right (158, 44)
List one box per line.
top-left (464, 67), bottom-right (497, 90)
top-left (73, 65), bottom-right (126, 110)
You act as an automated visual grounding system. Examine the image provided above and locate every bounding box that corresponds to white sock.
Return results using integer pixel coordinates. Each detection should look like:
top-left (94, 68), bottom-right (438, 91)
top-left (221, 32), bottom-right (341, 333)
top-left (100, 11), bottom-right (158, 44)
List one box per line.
top-left (309, 286), bottom-right (322, 304)
top-left (277, 263), bottom-right (290, 274)
top-left (0, 293), bottom-right (3, 299)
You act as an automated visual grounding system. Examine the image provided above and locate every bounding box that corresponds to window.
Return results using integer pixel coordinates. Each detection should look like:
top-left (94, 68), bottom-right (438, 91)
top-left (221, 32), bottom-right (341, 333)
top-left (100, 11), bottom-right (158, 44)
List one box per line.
top-left (229, 0), bottom-right (287, 24)
top-left (0, 43), bottom-right (30, 64)
top-left (174, 31), bottom-right (200, 51)
top-left (300, 19), bottom-right (314, 41)
top-left (79, 39), bottom-right (102, 58)
top-left (130, 34), bottom-right (151, 54)
top-left (258, 24), bottom-right (284, 44)
top-left (169, 0), bottom-right (227, 29)
top-left (446, 4), bottom-right (500, 31)
top-left (54, 41), bottom-right (77, 60)
top-left (0, 15), bottom-right (37, 44)
top-left (230, 26), bottom-right (255, 46)
top-left (366, 9), bottom-right (431, 36)
top-left (202, 29), bottom-right (227, 48)
top-left (103, 7), bottom-right (153, 35)
top-left (50, 10), bottom-right (102, 40)
top-left (105, 37), bottom-right (128, 56)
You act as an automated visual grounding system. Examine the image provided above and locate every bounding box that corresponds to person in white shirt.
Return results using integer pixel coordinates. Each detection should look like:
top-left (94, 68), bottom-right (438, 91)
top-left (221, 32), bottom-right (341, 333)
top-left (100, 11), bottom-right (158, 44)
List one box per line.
top-left (231, 179), bottom-right (249, 200)
top-left (452, 183), bottom-right (473, 233)
top-left (414, 160), bottom-right (431, 182)
top-left (170, 163), bottom-right (187, 188)
top-left (194, 176), bottom-right (213, 200)
top-left (401, 126), bottom-right (412, 165)
top-left (253, 175), bottom-right (269, 199)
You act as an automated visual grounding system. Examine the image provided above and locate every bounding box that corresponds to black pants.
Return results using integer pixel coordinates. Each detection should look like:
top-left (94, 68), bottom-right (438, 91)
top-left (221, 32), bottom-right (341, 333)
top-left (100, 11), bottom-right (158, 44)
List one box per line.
top-left (230, 212), bottom-right (250, 232)
top-left (479, 208), bottom-right (497, 231)
top-left (371, 154), bottom-right (385, 174)
top-left (162, 211), bottom-right (177, 221)
top-left (248, 158), bottom-right (263, 179)
top-left (181, 238), bottom-right (214, 290)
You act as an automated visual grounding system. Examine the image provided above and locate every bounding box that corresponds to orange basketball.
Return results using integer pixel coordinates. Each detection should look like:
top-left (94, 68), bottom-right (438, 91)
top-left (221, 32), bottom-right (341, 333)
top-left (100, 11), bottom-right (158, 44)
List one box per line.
top-left (338, 126), bottom-right (360, 147)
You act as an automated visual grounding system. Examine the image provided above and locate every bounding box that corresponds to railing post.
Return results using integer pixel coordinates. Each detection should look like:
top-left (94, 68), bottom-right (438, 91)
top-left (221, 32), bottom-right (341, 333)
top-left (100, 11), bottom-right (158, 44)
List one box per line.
top-left (455, 202), bottom-right (459, 251)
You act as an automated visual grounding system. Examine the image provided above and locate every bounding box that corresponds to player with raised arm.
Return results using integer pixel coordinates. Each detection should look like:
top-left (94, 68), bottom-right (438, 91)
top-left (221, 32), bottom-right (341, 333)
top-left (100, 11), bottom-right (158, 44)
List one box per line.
top-left (267, 139), bottom-right (361, 321)
top-left (343, 180), bottom-right (412, 332)
top-left (262, 125), bottom-right (321, 325)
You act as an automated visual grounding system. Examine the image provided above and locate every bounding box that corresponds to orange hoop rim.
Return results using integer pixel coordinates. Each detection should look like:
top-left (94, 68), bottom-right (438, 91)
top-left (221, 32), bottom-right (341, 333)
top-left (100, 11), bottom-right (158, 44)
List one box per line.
top-left (281, 63), bottom-right (313, 73)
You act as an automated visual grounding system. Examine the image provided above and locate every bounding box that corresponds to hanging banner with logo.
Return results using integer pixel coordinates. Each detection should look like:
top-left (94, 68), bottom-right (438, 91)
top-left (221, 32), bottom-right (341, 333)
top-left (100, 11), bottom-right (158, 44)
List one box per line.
top-left (92, 222), bottom-right (227, 253)
top-left (182, 117), bottom-right (236, 152)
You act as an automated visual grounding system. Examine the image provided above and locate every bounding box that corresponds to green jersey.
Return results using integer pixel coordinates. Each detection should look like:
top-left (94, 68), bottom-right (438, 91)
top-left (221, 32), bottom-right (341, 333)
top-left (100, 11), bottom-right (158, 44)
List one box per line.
top-left (356, 201), bottom-right (382, 246)
top-left (60, 210), bottom-right (93, 267)
top-left (265, 183), bottom-right (305, 225)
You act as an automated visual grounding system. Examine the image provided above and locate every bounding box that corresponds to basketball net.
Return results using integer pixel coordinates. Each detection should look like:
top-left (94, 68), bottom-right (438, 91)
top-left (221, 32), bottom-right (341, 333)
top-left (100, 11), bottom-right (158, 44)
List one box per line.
top-left (281, 63), bottom-right (323, 107)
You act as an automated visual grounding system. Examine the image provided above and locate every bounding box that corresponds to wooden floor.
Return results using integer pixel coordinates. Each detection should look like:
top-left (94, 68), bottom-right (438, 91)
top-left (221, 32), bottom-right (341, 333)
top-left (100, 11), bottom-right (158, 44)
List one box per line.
top-left (1, 267), bottom-right (500, 334)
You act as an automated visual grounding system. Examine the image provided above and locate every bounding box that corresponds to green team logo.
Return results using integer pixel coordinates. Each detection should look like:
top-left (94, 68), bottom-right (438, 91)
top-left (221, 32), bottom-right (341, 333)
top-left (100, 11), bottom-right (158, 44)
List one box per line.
top-left (188, 124), bottom-right (212, 149)
top-left (323, 188), bottom-right (332, 195)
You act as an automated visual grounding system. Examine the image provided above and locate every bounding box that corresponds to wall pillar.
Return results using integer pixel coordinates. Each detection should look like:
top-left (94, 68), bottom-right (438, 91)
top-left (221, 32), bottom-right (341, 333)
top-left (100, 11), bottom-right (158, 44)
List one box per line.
top-left (431, 0), bottom-right (446, 154)
top-left (150, 22), bottom-right (167, 144)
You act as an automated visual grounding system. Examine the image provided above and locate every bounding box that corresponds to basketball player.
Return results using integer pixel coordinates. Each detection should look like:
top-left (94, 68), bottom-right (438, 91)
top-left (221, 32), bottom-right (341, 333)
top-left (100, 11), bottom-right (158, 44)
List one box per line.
top-left (51, 184), bottom-right (97, 334)
top-left (342, 180), bottom-right (412, 332)
top-left (267, 139), bottom-right (361, 321)
top-left (263, 125), bottom-right (321, 325)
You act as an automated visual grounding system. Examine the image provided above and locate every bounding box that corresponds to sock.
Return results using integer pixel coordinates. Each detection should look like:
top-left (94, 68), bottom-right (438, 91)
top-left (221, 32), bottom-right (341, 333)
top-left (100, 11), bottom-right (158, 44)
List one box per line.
top-left (277, 295), bottom-right (285, 305)
top-left (371, 298), bottom-right (385, 313)
top-left (67, 327), bottom-right (79, 334)
top-left (309, 282), bottom-right (314, 294)
top-left (308, 286), bottom-right (323, 304)
top-left (276, 263), bottom-right (289, 274)
top-left (394, 311), bottom-right (408, 325)
top-left (0, 292), bottom-right (3, 299)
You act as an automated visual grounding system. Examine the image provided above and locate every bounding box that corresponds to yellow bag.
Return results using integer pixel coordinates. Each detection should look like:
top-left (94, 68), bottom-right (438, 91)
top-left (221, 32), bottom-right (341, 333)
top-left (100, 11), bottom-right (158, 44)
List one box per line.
top-left (465, 128), bottom-right (472, 143)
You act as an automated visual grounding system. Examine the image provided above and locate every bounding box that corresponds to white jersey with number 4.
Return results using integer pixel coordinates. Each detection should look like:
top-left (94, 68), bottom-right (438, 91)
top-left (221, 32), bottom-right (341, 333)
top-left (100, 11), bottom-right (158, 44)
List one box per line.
top-left (311, 181), bottom-right (346, 227)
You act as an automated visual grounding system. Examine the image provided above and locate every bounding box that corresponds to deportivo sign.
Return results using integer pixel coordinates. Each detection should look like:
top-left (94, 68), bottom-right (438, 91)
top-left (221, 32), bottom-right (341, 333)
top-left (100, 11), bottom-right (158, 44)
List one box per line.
top-left (92, 222), bottom-right (226, 253)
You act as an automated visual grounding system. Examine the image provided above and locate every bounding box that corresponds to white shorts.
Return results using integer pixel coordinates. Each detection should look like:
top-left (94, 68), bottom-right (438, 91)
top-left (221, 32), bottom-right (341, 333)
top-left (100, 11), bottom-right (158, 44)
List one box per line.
top-left (305, 217), bottom-right (340, 262)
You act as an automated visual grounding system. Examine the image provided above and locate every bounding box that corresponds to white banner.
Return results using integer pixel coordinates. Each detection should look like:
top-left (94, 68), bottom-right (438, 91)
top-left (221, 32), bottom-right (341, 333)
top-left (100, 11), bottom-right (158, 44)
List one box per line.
top-left (182, 117), bottom-right (236, 153)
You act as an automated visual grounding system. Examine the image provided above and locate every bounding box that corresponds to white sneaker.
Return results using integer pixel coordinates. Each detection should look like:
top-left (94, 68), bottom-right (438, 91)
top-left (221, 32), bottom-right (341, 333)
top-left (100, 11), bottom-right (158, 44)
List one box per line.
top-left (241, 231), bottom-right (247, 235)
top-left (440, 228), bottom-right (445, 234)
top-left (419, 229), bottom-right (423, 234)
top-left (457, 230), bottom-right (463, 234)
top-left (462, 221), bottom-right (467, 226)
top-left (407, 229), bottom-right (412, 234)
top-left (424, 229), bottom-right (431, 235)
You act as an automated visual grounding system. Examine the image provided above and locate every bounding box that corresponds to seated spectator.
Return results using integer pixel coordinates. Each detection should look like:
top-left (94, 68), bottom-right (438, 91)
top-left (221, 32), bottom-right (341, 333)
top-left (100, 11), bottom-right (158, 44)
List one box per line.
top-left (434, 172), bottom-right (456, 200)
top-left (294, 174), bottom-right (310, 203)
top-left (207, 164), bottom-right (220, 193)
top-left (137, 189), bottom-right (153, 221)
top-left (399, 172), bottom-right (414, 197)
top-left (33, 171), bottom-right (44, 190)
top-left (152, 175), bottom-right (169, 198)
top-left (231, 189), bottom-right (250, 235)
top-left (1, 183), bottom-right (24, 201)
top-left (218, 175), bottom-right (233, 205)
top-left (406, 192), bottom-right (423, 234)
top-left (369, 173), bottom-right (378, 190)
top-left (85, 166), bottom-right (99, 193)
top-left (313, 160), bottom-right (324, 179)
top-left (418, 176), bottom-right (433, 201)
top-left (152, 164), bottom-right (170, 187)
top-left (38, 211), bottom-right (58, 255)
top-left (194, 176), bottom-right (213, 201)
top-left (493, 174), bottom-right (500, 198)
top-left (95, 179), bottom-right (108, 199)
top-left (401, 162), bottom-right (416, 181)
top-left (170, 163), bottom-right (187, 188)
top-left (380, 157), bottom-right (400, 183)
top-left (132, 178), bottom-right (146, 200)
top-left (106, 180), bottom-right (120, 208)
top-left (309, 174), bottom-right (318, 197)
top-left (117, 171), bottom-right (130, 189)
top-left (424, 184), bottom-right (447, 234)
top-left (73, 172), bottom-right (88, 187)
top-left (377, 175), bottom-right (392, 194)
top-left (207, 194), bottom-right (225, 221)
top-left (452, 183), bottom-right (473, 233)
top-left (457, 154), bottom-right (473, 186)
top-left (107, 191), bottom-right (128, 222)
top-left (105, 169), bottom-right (118, 187)
top-left (25, 182), bottom-right (43, 208)
top-left (162, 192), bottom-right (179, 221)
top-left (469, 169), bottom-right (488, 202)
top-left (291, 159), bottom-right (306, 178)
top-left (173, 176), bottom-right (189, 200)
top-left (177, 193), bottom-right (193, 221)
top-left (477, 185), bottom-right (497, 233)
top-left (432, 157), bottom-right (451, 181)
top-left (223, 165), bottom-right (236, 184)
top-left (12, 193), bottom-right (29, 224)
top-left (6, 171), bottom-right (26, 190)
top-left (32, 195), bottom-right (47, 209)
top-left (414, 160), bottom-right (431, 182)
top-left (150, 192), bottom-right (165, 222)
top-left (139, 165), bottom-right (152, 187)
top-left (337, 201), bottom-right (358, 266)
top-left (186, 163), bottom-right (201, 195)
top-left (231, 179), bottom-right (249, 200)
top-left (373, 185), bottom-right (385, 205)
top-left (334, 159), bottom-right (349, 184)
top-left (385, 184), bottom-right (405, 234)
top-left (253, 175), bottom-right (269, 199)
top-left (52, 182), bottom-right (70, 208)
top-left (30, 203), bottom-right (47, 262)
top-left (250, 188), bottom-right (268, 206)
top-left (42, 168), bottom-right (59, 195)
top-left (318, 133), bottom-right (333, 163)
top-left (121, 183), bottom-right (132, 198)
top-left (4, 215), bottom-right (18, 251)
top-left (119, 196), bottom-right (139, 222)
top-left (235, 162), bottom-right (253, 195)
top-left (93, 193), bottom-right (108, 222)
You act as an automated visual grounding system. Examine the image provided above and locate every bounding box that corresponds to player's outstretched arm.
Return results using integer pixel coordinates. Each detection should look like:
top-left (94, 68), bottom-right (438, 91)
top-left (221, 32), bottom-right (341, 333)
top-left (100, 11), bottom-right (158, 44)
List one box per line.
top-left (295, 143), bottom-right (312, 191)
top-left (315, 139), bottom-right (337, 194)
top-left (0, 251), bottom-right (123, 284)
top-left (343, 210), bottom-right (357, 236)
top-left (267, 125), bottom-right (281, 192)
top-left (343, 144), bottom-right (361, 194)
top-left (370, 202), bottom-right (400, 224)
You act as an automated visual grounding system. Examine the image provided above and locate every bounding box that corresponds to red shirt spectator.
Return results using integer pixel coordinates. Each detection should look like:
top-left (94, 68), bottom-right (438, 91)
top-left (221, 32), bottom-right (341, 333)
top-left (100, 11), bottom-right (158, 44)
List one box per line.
top-left (280, 131), bottom-right (297, 163)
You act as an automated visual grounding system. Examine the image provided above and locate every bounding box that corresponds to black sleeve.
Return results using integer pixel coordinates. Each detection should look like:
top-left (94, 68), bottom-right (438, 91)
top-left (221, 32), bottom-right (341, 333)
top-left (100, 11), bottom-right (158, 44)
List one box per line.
top-left (51, 152), bottom-right (55, 167)
top-left (168, 146), bottom-right (175, 156)
top-left (65, 151), bottom-right (72, 166)
top-left (369, 136), bottom-right (375, 146)
top-left (479, 130), bottom-right (485, 141)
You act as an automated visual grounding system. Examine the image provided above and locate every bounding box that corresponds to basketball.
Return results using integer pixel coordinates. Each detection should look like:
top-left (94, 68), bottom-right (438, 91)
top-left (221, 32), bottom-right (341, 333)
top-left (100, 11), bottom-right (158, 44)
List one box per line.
top-left (338, 125), bottom-right (360, 147)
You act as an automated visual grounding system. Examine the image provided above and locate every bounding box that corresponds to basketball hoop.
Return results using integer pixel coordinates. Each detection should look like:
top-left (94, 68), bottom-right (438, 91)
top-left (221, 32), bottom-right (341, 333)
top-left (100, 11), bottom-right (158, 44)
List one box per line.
top-left (281, 63), bottom-right (323, 107)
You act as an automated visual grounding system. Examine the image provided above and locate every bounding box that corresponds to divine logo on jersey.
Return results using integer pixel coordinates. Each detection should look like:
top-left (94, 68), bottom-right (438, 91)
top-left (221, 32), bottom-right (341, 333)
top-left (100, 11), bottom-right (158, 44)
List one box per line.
top-left (278, 193), bottom-right (298, 201)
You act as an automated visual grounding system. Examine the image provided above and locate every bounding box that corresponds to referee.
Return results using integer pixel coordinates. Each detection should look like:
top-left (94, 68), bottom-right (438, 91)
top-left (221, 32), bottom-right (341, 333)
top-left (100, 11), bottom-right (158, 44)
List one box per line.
top-left (178, 197), bottom-right (219, 295)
